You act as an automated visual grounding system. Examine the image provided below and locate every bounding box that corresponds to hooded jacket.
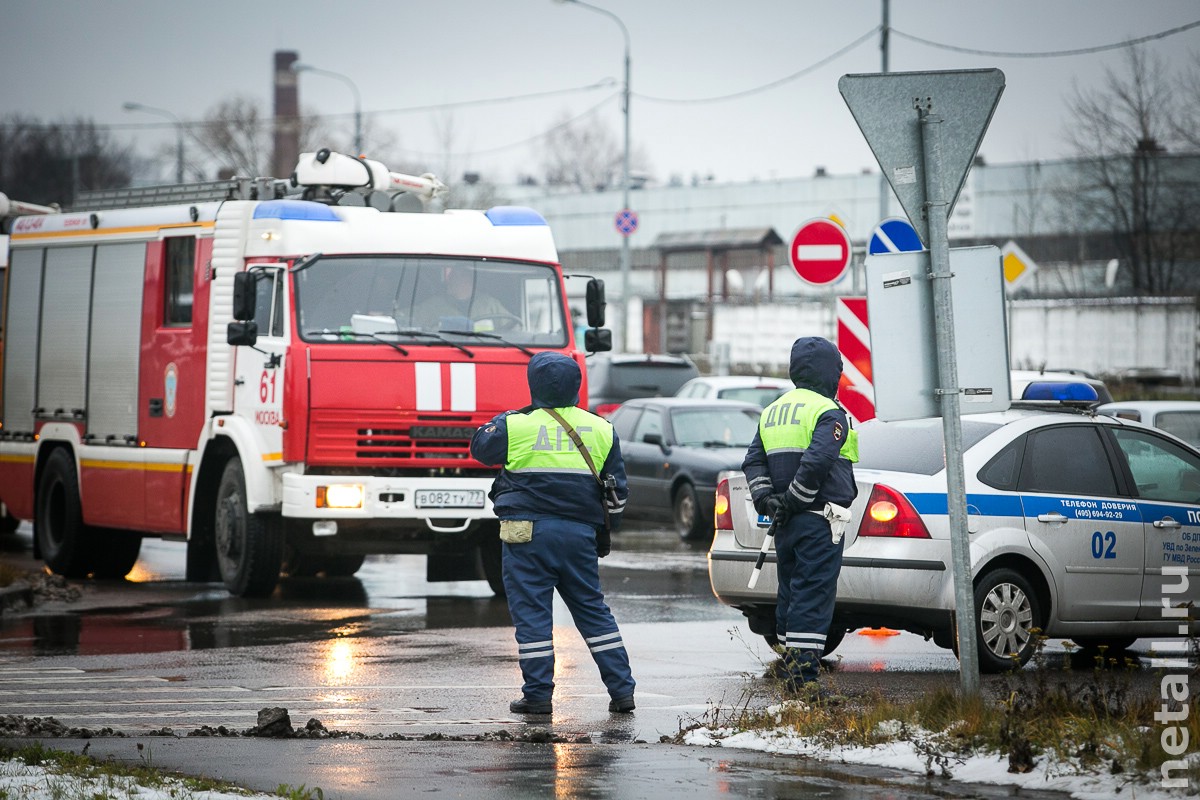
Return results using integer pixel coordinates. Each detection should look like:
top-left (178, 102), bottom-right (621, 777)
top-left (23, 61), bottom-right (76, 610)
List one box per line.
top-left (470, 352), bottom-right (629, 529)
top-left (742, 337), bottom-right (858, 511)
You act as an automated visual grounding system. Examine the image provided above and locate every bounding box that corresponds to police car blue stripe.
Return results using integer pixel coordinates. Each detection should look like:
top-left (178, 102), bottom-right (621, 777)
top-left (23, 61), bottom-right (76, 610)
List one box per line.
top-left (1020, 495), bottom-right (1140, 521)
top-left (907, 493), bottom-right (1023, 517)
top-left (1136, 502), bottom-right (1199, 523)
top-left (906, 492), bottom-right (1198, 524)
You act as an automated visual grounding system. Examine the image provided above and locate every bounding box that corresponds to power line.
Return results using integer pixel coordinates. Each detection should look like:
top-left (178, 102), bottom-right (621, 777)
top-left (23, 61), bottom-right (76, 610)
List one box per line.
top-left (0, 80), bottom-right (616, 133)
top-left (629, 17), bottom-right (1200, 107)
top-left (397, 92), bottom-right (620, 160)
top-left (635, 26), bottom-right (881, 104)
top-left (891, 18), bottom-right (1200, 58)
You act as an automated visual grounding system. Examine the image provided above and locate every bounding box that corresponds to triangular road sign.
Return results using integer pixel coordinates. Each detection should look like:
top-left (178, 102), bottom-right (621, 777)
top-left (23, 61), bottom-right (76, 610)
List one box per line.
top-left (839, 69), bottom-right (1004, 247)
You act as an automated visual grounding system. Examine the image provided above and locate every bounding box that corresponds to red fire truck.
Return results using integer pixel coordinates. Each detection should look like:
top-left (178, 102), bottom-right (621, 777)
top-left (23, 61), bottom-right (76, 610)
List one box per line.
top-left (0, 149), bottom-right (611, 597)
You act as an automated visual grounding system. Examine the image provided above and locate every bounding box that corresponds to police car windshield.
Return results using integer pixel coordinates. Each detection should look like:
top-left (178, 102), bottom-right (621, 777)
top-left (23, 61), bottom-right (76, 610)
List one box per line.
top-left (294, 255), bottom-right (568, 347)
top-left (857, 418), bottom-right (1001, 475)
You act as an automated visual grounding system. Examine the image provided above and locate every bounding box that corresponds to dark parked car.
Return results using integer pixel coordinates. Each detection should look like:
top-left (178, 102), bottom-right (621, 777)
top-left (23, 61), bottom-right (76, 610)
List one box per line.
top-left (585, 353), bottom-right (700, 417)
top-left (609, 397), bottom-right (761, 541)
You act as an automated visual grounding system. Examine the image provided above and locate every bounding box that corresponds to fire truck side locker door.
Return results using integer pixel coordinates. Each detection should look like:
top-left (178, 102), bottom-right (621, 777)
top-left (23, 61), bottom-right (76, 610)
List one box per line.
top-left (84, 242), bottom-right (147, 529)
top-left (138, 236), bottom-right (208, 533)
top-left (0, 246), bottom-right (43, 519)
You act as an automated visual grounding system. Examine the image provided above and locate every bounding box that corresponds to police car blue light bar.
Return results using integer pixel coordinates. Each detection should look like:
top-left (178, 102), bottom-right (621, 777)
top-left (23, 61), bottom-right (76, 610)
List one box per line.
top-left (1020, 381), bottom-right (1099, 402)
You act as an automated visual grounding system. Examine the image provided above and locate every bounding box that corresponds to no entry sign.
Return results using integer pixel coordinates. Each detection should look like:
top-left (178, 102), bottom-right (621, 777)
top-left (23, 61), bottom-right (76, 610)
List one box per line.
top-left (790, 217), bottom-right (851, 285)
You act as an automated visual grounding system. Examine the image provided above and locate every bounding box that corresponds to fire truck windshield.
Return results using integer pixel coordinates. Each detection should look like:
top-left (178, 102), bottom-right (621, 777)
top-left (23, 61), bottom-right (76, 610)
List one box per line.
top-left (295, 256), bottom-right (568, 347)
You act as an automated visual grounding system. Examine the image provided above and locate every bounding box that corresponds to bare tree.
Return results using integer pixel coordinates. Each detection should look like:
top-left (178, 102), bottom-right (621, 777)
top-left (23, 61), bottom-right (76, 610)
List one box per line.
top-left (1170, 50), bottom-right (1200, 151)
top-left (1063, 47), bottom-right (1200, 294)
top-left (188, 96), bottom-right (273, 178)
top-left (0, 115), bottom-right (133, 206)
top-left (539, 110), bottom-right (622, 192)
top-left (187, 96), bottom-right (393, 180)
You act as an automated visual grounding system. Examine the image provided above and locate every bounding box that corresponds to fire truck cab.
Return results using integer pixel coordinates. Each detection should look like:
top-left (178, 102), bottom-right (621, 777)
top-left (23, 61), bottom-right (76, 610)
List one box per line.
top-left (0, 149), bottom-right (611, 597)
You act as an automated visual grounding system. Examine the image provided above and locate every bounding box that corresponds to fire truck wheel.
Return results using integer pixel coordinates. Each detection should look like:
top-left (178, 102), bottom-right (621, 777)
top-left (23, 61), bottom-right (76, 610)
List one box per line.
top-left (35, 448), bottom-right (96, 578)
top-left (90, 533), bottom-right (142, 579)
top-left (214, 458), bottom-right (284, 598)
top-left (0, 509), bottom-right (19, 535)
top-left (478, 522), bottom-right (506, 597)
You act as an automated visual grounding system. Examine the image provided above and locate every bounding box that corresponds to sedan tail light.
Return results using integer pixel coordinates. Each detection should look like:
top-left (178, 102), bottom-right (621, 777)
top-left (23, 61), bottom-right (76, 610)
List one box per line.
top-left (714, 477), bottom-right (733, 531)
top-left (858, 484), bottom-right (931, 539)
top-left (594, 402), bottom-right (621, 418)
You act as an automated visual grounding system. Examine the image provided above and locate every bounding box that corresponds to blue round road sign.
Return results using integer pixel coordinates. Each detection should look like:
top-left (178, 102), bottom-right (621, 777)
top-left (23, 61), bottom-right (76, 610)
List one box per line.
top-left (869, 217), bottom-right (924, 255)
top-left (615, 209), bottom-right (639, 236)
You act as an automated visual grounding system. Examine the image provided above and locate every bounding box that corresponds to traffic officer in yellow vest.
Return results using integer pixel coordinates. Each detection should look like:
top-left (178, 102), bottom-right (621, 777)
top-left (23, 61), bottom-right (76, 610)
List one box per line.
top-left (742, 336), bottom-right (859, 697)
top-left (470, 352), bottom-right (635, 716)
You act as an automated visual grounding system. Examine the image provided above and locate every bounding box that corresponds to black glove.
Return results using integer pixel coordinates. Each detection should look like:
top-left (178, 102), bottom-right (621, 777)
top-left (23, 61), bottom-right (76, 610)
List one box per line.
top-left (753, 493), bottom-right (785, 520)
top-left (596, 527), bottom-right (611, 558)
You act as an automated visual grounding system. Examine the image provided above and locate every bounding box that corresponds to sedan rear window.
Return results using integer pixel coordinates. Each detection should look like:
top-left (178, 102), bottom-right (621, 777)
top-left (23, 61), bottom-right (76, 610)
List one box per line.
top-left (857, 418), bottom-right (1002, 475)
top-left (608, 363), bottom-right (698, 396)
top-left (717, 387), bottom-right (789, 407)
top-left (1157, 411), bottom-right (1200, 449)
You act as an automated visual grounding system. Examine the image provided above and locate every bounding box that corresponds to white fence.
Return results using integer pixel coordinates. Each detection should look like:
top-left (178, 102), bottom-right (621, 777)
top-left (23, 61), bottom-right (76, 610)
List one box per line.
top-left (704, 296), bottom-right (1198, 384)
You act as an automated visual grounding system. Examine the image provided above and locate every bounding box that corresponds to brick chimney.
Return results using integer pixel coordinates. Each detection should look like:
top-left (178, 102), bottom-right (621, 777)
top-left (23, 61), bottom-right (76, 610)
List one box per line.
top-left (272, 50), bottom-right (300, 180)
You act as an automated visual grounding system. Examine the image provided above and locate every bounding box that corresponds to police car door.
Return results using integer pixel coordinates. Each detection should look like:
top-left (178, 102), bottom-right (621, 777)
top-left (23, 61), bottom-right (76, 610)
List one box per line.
top-left (1105, 426), bottom-right (1200, 620)
top-left (1017, 423), bottom-right (1144, 621)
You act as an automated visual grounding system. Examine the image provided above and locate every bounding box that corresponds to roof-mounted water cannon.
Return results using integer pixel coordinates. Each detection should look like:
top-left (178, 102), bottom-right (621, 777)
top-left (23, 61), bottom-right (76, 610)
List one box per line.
top-left (0, 192), bottom-right (58, 226)
top-left (292, 148), bottom-right (447, 211)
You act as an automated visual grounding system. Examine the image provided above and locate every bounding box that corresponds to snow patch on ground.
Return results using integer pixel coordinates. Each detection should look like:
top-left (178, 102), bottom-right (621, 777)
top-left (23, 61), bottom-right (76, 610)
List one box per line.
top-left (0, 757), bottom-right (275, 799)
top-left (683, 720), bottom-right (1198, 800)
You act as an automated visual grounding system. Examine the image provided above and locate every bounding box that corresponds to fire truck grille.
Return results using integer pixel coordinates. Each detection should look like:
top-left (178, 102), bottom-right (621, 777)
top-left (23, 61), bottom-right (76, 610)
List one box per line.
top-left (309, 411), bottom-right (485, 467)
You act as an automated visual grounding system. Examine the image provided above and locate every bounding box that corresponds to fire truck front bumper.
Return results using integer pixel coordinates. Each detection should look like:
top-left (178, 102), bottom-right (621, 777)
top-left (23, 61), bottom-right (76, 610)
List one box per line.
top-left (281, 473), bottom-right (496, 531)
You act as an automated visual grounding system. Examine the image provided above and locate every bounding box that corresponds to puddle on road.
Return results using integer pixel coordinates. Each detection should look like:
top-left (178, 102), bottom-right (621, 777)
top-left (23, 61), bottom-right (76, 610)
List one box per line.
top-left (0, 577), bottom-right (515, 657)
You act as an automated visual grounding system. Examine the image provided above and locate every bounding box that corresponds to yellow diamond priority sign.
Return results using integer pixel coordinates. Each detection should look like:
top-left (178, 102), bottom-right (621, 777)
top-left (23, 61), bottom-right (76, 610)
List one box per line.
top-left (1000, 240), bottom-right (1037, 292)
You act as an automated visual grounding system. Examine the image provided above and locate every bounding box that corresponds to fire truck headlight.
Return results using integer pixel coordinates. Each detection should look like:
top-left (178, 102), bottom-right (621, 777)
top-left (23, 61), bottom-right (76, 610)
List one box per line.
top-left (317, 484), bottom-right (364, 509)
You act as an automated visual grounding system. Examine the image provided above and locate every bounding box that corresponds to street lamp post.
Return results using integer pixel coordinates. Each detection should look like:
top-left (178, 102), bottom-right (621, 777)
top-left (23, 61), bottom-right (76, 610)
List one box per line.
top-left (123, 101), bottom-right (184, 183)
top-left (292, 62), bottom-right (362, 156)
top-left (556, 0), bottom-right (632, 351)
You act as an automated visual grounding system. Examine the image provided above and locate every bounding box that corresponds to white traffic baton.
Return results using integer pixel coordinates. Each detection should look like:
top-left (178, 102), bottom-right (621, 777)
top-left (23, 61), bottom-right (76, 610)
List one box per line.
top-left (747, 515), bottom-right (781, 589)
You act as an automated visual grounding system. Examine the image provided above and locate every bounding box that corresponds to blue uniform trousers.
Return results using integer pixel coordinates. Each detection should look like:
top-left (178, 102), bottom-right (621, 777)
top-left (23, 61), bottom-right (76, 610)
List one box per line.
top-left (774, 508), bottom-right (842, 685)
top-left (502, 517), bottom-right (635, 703)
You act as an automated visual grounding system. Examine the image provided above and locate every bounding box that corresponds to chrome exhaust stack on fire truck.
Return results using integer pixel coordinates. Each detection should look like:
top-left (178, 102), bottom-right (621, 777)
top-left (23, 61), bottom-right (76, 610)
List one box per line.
top-left (0, 150), bottom-right (610, 598)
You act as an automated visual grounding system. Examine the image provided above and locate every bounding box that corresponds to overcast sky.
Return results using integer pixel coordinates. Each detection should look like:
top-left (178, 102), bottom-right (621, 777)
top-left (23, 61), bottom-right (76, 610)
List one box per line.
top-left (3, 1), bottom-right (1199, 186)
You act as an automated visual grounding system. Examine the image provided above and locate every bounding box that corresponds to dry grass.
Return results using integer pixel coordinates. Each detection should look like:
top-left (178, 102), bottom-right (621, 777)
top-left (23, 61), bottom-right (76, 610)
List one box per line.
top-left (675, 631), bottom-right (1198, 780)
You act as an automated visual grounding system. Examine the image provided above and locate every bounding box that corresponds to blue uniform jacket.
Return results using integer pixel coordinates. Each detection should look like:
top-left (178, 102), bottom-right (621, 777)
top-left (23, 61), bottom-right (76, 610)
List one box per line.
top-left (742, 337), bottom-right (857, 510)
top-left (470, 353), bottom-right (629, 531)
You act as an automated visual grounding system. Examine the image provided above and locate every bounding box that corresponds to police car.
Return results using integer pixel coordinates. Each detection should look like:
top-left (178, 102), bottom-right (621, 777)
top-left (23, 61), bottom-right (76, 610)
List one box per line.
top-left (708, 382), bottom-right (1200, 672)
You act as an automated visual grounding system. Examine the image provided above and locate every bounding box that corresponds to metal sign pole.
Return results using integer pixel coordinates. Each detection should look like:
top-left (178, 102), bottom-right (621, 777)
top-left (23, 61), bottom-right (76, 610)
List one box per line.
top-left (919, 102), bottom-right (981, 696)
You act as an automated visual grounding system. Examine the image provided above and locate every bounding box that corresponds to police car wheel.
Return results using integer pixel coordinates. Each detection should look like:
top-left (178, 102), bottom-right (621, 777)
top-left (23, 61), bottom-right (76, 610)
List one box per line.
top-left (823, 625), bottom-right (848, 657)
top-left (974, 567), bottom-right (1044, 673)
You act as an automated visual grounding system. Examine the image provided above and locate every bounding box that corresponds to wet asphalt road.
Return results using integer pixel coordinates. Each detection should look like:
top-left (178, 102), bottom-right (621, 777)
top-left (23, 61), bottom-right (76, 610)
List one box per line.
top-left (0, 521), bottom-right (1149, 798)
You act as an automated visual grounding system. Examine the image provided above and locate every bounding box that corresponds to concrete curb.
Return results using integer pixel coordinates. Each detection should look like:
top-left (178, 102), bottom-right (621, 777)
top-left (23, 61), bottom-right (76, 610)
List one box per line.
top-left (0, 581), bottom-right (34, 614)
